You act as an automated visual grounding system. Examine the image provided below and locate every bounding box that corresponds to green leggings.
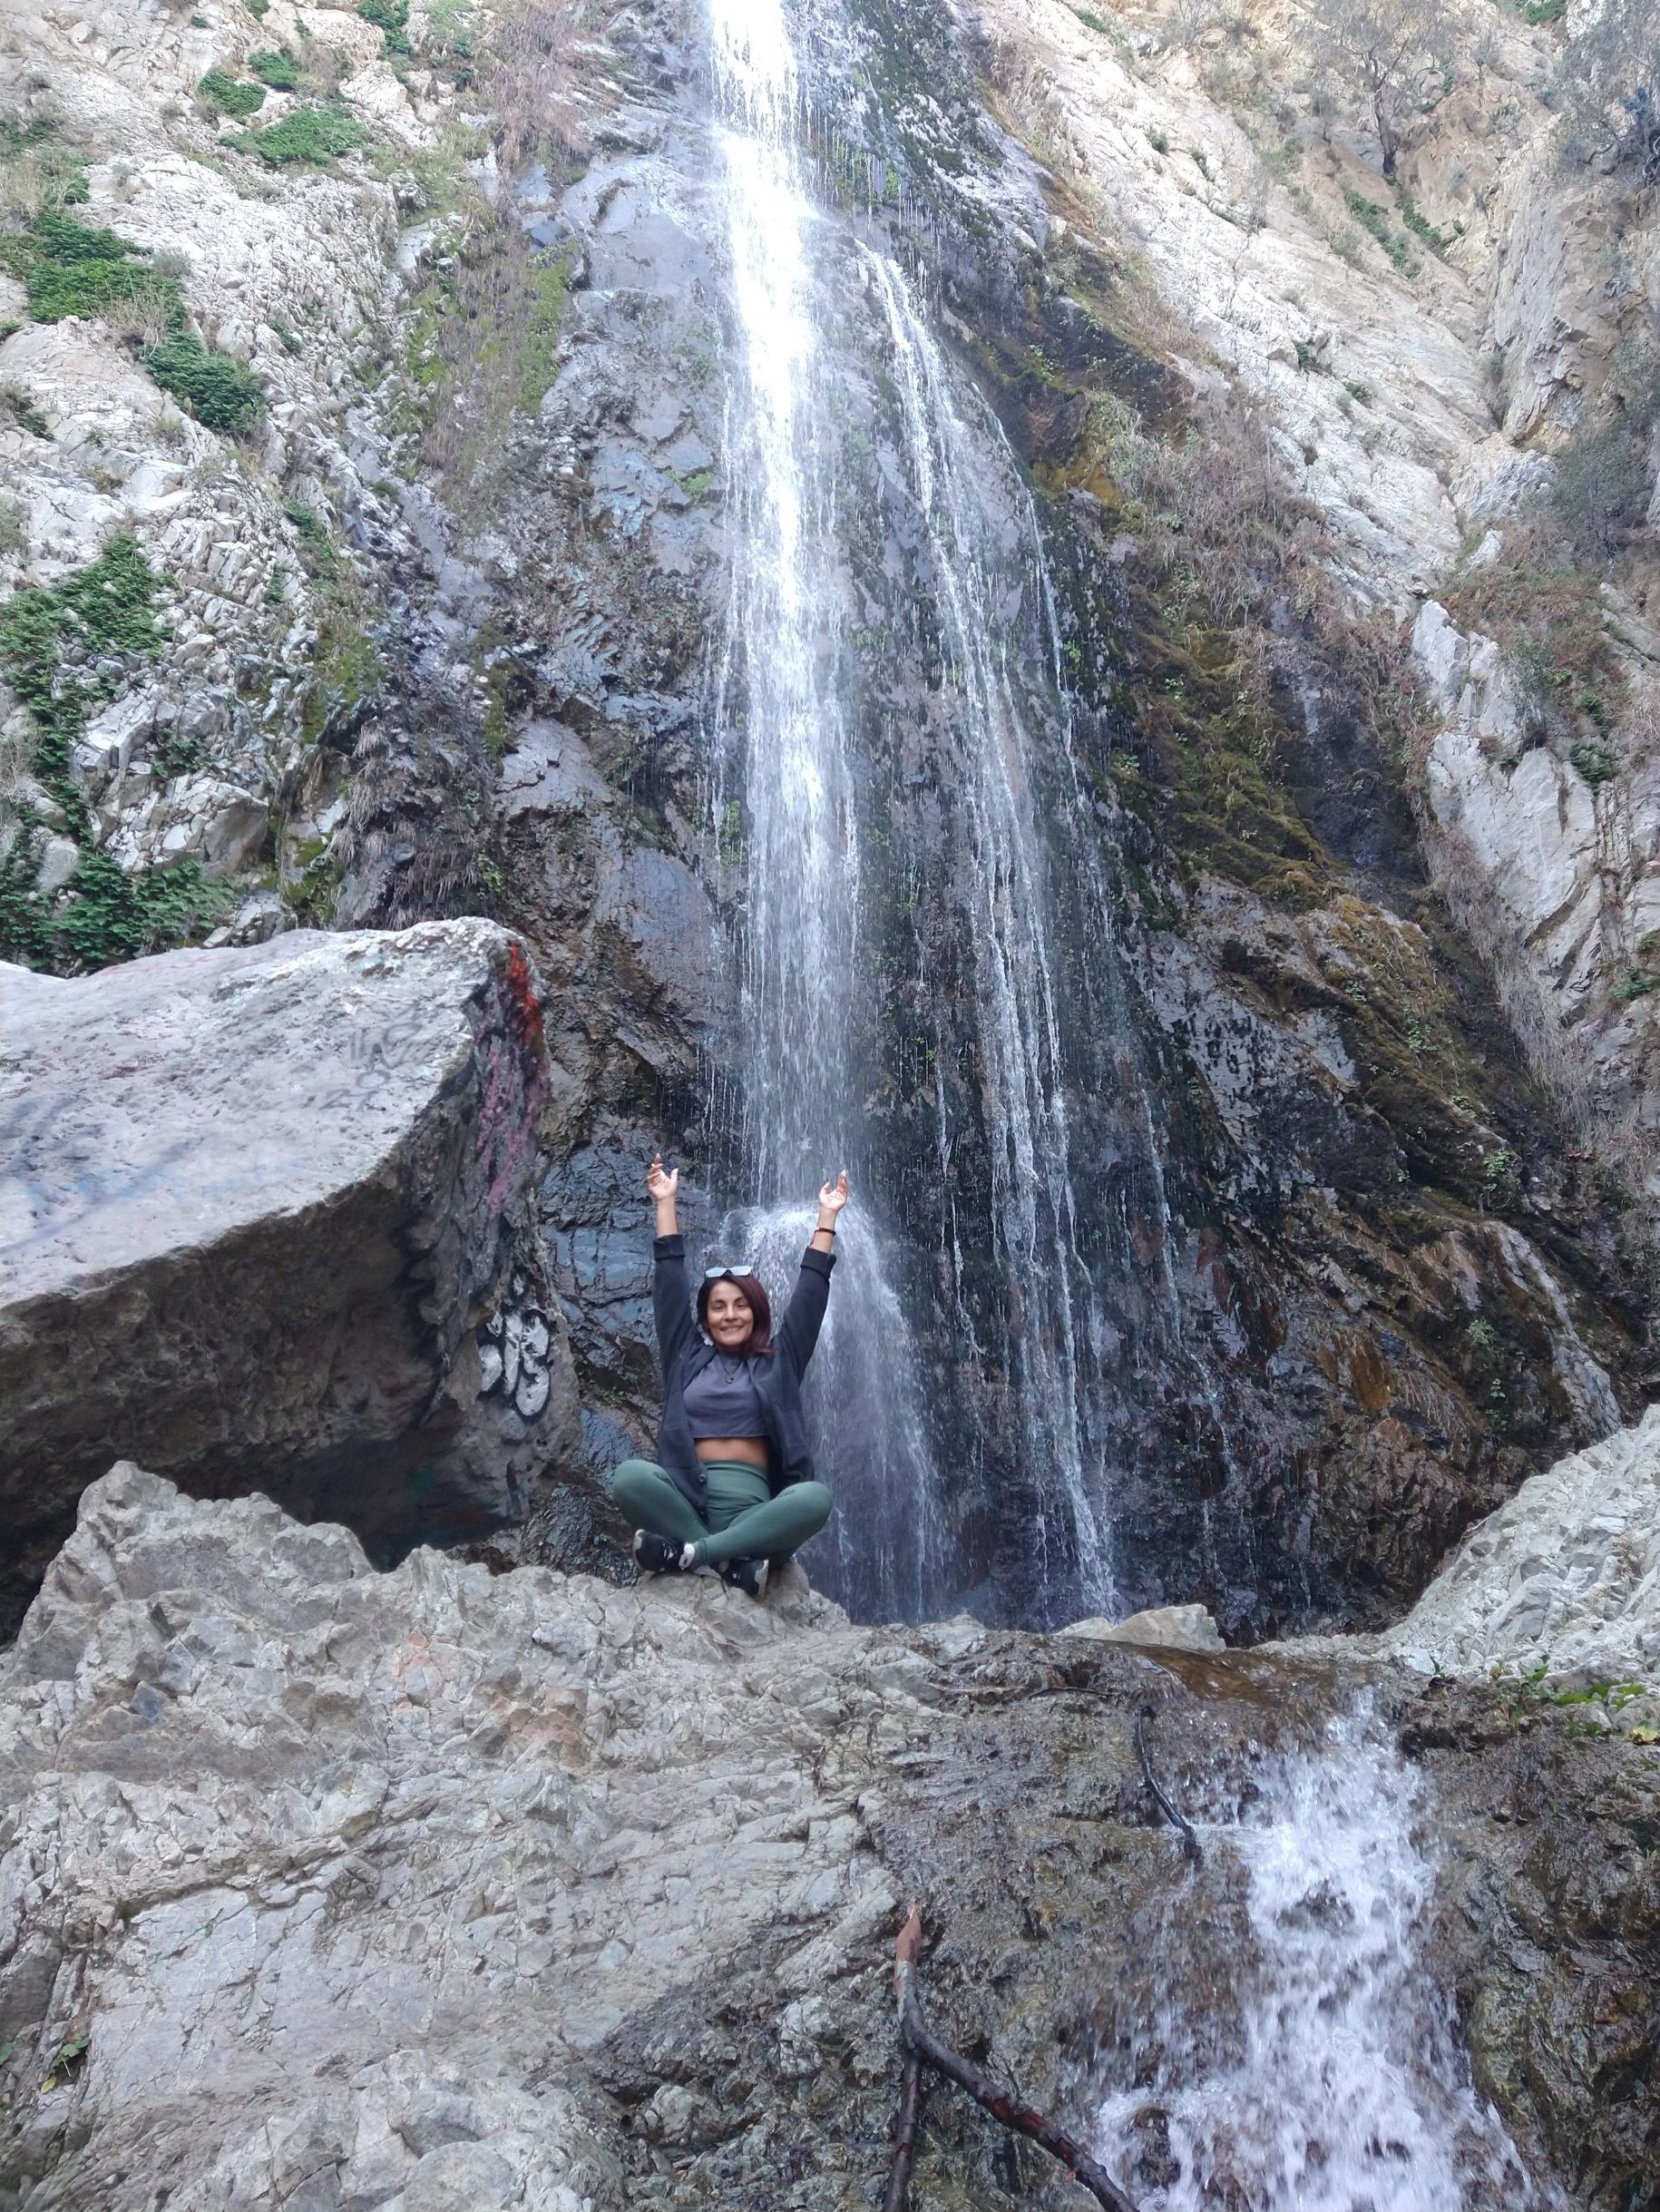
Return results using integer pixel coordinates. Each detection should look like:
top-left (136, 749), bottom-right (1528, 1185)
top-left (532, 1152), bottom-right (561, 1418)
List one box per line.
top-left (610, 1457), bottom-right (833, 1569)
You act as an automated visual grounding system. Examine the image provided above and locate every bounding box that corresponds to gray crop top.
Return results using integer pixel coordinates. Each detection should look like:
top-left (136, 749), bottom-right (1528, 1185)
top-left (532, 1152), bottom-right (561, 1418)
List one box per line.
top-left (683, 1356), bottom-right (767, 1439)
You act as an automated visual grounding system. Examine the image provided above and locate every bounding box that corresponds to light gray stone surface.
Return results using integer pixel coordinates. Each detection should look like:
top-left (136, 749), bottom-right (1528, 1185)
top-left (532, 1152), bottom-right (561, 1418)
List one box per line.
top-left (1058, 1603), bottom-right (1226, 1653)
top-left (1388, 1402), bottom-right (1660, 1700)
top-left (0, 1466), bottom-right (898, 2210)
top-left (0, 922), bottom-right (577, 1633)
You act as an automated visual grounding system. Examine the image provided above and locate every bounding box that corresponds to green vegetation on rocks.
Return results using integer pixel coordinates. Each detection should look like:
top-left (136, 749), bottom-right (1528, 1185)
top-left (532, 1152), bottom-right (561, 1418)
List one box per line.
top-left (0, 215), bottom-right (264, 431)
top-left (197, 69), bottom-right (266, 118)
top-left (0, 537), bottom-right (230, 971)
top-left (248, 47), bottom-right (301, 88)
top-left (357, 0), bottom-right (412, 54)
top-left (0, 533), bottom-right (168, 839)
top-left (2, 211), bottom-right (181, 326)
top-left (231, 104), bottom-right (371, 163)
top-left (141, 333), bottom-right (264, 431)
top-left (1343, 188), bottom-right (1418, 276)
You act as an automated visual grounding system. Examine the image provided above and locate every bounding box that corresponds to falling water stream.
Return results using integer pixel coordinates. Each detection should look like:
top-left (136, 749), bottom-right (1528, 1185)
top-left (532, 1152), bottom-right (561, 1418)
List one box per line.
top-left (704, 0), bottom-right (946, 1619)
top-left (1094, 1704), bottom-right (1542, 2211)
top-left (703, 0), bottom-right (1177, 1621)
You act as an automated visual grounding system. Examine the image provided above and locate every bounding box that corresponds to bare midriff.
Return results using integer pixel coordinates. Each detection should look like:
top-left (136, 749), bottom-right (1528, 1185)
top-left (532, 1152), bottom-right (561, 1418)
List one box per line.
top-left (694, 1435), bottom-right (769, 1469)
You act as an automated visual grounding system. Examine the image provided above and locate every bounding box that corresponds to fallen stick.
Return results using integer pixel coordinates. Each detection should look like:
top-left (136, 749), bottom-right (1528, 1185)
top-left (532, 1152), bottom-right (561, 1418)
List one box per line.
top-left (881, 2046), bottom-right (926, 2212)
top-left (891, 1904), bottom-right (1141, 2212)
top-left (1134, 1706), bottom-right (1202, 1864)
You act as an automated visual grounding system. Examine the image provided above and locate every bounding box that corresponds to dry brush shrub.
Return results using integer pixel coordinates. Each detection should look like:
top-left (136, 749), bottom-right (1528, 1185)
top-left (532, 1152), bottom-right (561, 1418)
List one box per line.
top-left (487, 0), bottom-right (591, 176)
top-left (1089, 385), bottom-right (1411, 755)
top-left (1554, 0), bottom-right (1660, 181)
top-left (402, 0), bottom-right (592, 499)
top-left (1301, 0), bottom-right (1463, 177)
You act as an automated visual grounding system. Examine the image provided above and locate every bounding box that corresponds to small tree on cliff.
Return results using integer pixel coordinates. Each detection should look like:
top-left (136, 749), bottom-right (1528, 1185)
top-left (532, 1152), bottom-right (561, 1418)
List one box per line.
top-left (1554, 0), bottom-right (1660, 181)
top-left (1308, 0), bottom-right (1457, 178)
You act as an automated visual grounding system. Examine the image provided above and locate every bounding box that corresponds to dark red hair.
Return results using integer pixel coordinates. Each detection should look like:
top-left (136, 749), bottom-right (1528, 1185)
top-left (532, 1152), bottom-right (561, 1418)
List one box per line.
top-left (696, 1271), bottom-right (775, 1356)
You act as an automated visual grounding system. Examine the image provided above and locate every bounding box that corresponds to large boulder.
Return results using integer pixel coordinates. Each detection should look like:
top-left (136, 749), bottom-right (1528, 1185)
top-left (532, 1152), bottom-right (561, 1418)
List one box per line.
top-left (0, 921), bottom-right (579, 1633)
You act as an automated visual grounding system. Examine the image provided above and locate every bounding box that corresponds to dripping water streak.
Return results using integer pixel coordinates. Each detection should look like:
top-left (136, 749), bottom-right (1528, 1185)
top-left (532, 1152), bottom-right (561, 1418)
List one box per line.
top-left (864, 249), bottom-right (1117, 1615)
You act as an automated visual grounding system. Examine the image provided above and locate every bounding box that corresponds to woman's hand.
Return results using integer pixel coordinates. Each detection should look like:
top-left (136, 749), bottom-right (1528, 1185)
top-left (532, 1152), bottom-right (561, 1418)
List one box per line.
top-left (648, 1152), bottom-right (679, 1235)
top-left (812, 1170), bottom-right (848, 1251)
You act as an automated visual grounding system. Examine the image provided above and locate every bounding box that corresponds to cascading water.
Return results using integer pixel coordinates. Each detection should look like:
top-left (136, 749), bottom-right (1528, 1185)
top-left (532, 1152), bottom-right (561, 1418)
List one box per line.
top-left (1094, 1704), bottom-right (1542, 2212)
top-left (702, 0), bottom-right (1184, 1624)
top-left (704, 0), bottom-right (946, 1620)
top-left (860, 252), bottom-right (1121, 1617)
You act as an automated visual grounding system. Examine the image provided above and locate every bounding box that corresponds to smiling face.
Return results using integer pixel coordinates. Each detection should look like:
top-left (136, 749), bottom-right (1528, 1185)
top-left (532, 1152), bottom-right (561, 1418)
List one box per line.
top-left (705, 1278), bottom-right (756, 1352)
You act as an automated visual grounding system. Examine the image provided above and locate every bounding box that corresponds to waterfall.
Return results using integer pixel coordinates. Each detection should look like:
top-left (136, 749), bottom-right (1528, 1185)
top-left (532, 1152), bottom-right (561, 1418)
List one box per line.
top-left (1094, 1705), bottom-right (1541, 2211)
top-left (701, 0), bottom-right (1180, 1622)
top-left (705, 0), bottom-right (947, 1620)
top-left (859, 251), bottom-right (1120, 1617)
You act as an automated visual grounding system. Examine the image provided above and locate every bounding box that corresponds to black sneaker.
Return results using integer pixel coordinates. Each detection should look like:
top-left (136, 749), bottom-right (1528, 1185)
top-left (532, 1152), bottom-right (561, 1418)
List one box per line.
top-left (720, 1556), bottom-right (769, 1600)
top-left (634, 1531), bottom-right (694, 1574)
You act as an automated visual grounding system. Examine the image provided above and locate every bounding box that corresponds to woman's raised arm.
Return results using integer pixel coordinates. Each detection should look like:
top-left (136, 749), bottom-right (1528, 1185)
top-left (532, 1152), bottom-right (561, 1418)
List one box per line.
top-left (648, 1151), bottom-right (680, 1236)
top-left (778, 1170), bottom-right (848, 1372)
top-left (810, 1170), bottom-right (848, 1253)
top-left (648, 1152), bottom-right (696, 1375)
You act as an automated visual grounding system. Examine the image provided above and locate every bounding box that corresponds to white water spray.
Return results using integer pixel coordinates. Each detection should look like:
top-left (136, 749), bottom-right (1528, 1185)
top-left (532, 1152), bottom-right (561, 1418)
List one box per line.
top-left (1095, 1708), bottom-right (1541, 2211)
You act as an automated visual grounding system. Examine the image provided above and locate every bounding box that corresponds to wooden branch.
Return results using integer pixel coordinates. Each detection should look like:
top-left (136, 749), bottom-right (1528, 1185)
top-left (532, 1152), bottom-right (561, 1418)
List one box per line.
top-left (882, 2048), bottom-right (926, 2212)
top-left (891, 1904), bottom-right (1141, 2212)
top-left (1134, 1706), bottom-right (1202, 1864)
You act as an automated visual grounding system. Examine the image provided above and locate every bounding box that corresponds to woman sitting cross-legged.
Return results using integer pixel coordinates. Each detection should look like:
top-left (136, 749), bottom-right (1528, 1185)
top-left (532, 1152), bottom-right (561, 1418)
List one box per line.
top-left (609, 1152), bottom-right (842, 1601)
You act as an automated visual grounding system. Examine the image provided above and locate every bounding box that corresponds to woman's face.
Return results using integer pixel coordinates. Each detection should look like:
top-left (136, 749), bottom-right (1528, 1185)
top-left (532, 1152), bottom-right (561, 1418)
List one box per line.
top-left (706, 1279), bottom-right (755, 1351)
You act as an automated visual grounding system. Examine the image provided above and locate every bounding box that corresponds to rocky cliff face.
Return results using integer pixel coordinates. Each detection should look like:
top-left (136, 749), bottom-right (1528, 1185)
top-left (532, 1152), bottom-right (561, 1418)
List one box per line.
top-left (1, 0), bottom-right (1656, 1633)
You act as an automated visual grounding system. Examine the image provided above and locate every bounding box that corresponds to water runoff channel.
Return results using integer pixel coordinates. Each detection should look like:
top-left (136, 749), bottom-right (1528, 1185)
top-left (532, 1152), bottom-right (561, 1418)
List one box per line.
top-left (696, 2), bottom-right (1548, 2204)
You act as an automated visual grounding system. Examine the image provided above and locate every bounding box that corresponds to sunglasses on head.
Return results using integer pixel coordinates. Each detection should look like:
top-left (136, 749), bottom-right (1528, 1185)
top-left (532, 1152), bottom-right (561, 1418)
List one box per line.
top-left (703, 1263), bottom-right (758, 1282)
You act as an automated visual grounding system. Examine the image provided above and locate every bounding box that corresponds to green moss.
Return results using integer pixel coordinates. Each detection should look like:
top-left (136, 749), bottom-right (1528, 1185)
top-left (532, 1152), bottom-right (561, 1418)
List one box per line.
top-left (287, 840), bottom-right (341, 923)
top-left (519, 245), bottom-right (575, 410)
top-left (247, 46), bottom-right (300, 88)
top-left (198, 68), bottom-right (266, 117)
top-left (142, 333), bottom-right (264, 431)
top-left (299, 611), bottom-right (383, 745)
top-left (232, 103), bottom-right (370, 163)
top-left (717, 798), bottom-right (746, 866)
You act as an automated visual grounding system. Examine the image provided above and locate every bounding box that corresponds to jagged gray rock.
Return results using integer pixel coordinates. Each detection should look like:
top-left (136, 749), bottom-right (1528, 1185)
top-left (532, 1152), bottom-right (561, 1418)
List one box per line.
top-left (1388, 1402), bottom-right (1660, 1711)
top-left (2, 1470), bottom-right (1653, 2211)
top-left (0, 1465), bottom-right (921, 2210)
top-left (0, 923), bottom-right (578, 1634)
